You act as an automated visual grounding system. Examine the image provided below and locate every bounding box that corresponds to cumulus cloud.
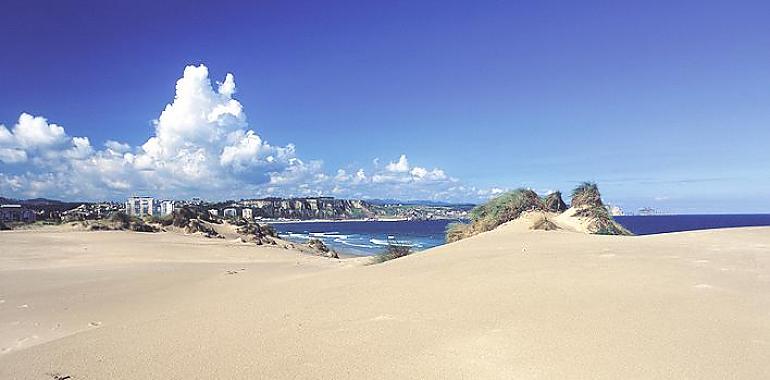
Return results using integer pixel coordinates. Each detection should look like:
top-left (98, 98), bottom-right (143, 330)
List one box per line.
top-left (0, 64), bottom-right (495, 202)
top-left (0, 65), bottom-right (300, 199)
top-left (385, 154), bottom-right (410, 173)
top-left (0, 113), bottom-right (72, 165)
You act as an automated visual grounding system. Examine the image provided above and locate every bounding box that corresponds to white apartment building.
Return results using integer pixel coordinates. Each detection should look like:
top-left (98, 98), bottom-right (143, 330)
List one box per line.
top-left (159, 200), bottom-right (175, 216)
top-left (242, 208), bottom-right (253, 219)
top-left (223, 208), bottom-right (237, 218)
top-left (126, 196), bottom-right (155, 217)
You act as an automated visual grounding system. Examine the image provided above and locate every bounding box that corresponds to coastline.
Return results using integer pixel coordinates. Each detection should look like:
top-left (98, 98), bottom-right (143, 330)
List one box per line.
top-left (262, 217), bottom-right (409, 224)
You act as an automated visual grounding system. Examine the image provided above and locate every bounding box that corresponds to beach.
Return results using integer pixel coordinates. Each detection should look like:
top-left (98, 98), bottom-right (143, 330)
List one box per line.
top-left (1, 224), bottom-right (769, 378)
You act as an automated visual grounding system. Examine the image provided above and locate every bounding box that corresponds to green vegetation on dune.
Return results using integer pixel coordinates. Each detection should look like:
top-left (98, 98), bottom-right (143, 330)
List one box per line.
top-left (543, 191), bottom-right (568, 212)
top-left (570, 182), bottom-right (632, 235)
top-left (445, 183), bottom-right (631, 243)
top-left (468, 188), bottom-right (542, 231)
top-left (570, 182), bottom-right (602, 208)
top-left (447, 188), bottom-right (542, 242)
top-left (370, 244), bottom-right (414, 264)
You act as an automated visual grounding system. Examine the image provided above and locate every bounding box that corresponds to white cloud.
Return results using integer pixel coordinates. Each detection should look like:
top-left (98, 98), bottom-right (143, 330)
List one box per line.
top-left (0, 65), bottom-right (490, 203)
top-left (0, 148), bottom-right (27, 163)
top-left (10, 113), bottom-right (68, 148)
top-left (104, 140), bottom-right (131, 154)
top-left (385, 154), bottom-right (410, 172)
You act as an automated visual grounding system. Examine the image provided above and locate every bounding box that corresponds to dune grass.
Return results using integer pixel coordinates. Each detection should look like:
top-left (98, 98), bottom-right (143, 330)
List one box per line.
top-left (446, 222), bottom-right (472, 243)
top-left (370, 244), bottom-right (414, 264)
top-left (531, 214), bottom-right (559, 231)
top-left (542, 191), bottom-right (568, 212)
top-left (570, 182), bottom-right (602, 208)
top-left (573, 206), bottom-right (632, 235)
top-left (469, 188), bottom-right (542, 229)
top-left (445, 183), bottom-right (632, 242)
top-left (570, 182), bottom-right (632, 235)
top-left (446, 188), bottom-right (543, 242)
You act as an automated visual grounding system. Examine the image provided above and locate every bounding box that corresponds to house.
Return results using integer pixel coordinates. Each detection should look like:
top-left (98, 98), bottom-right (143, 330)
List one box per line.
top-left (0, 204), bottom-right (36, 223)
top-left (242, 208), bottom-right (253, 219)
top-left (208, 209), bottom-right (219, 217)
top-left (223, 208), bottom-right (237, 218)
top-left (126, 196), bottom-right (155, 217)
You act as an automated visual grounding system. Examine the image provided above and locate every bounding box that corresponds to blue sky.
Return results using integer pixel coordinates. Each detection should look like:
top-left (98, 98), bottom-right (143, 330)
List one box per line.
top-left (1, 1), bottom-right (769, 213)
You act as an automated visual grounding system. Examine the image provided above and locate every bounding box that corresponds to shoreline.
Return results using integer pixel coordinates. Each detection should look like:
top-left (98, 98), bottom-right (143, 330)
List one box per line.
top-left (262, 218), bottom-right (408, 224)
top-left (261, 217), bottom-right (468, 224)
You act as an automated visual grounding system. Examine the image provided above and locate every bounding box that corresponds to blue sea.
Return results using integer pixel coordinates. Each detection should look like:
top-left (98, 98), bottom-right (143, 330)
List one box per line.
top-left (273, 215), bottom-right (770, 256)
top-left (614, 214), bottom-right (770, 235)
top-left (272, 220), bottom-right (454, 256)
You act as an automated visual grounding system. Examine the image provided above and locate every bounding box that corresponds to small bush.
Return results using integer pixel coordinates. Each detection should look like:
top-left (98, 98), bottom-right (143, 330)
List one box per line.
top-left (371, 244), bottom-right (413, 264)
top-left (109, 211), bottom-right (132, 229)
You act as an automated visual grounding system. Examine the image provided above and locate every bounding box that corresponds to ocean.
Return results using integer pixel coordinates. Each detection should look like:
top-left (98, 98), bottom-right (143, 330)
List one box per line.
top-left (614, 214), bottom-right (770, 235)
top-left (272, 220), bottom-right (454, 256)
top-left (273, 215), bottom-right (770, 256)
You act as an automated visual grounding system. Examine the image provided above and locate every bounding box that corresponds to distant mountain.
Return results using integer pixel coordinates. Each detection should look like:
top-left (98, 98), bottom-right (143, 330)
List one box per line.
top-left (0, 197), bottom-right (67, 206)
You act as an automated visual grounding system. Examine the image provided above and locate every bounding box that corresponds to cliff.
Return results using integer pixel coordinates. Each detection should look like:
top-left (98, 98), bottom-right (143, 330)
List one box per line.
top-left (237, 197), bottom-right (376, 220)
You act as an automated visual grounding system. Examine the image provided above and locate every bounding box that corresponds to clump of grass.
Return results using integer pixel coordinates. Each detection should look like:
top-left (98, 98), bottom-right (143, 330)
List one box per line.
top-left (542, 191), bottom-right (568, 212)
top-left (469, 188), bottom-right (542, 229)
top-left (570, 182), bottom-right (602, 208)
top-left (445, 189), bottom-right (543, 243)
top-left (84, 212), bottom-right (157, 232)
top-left (531, 214), bottom-right (559, 231)
top-left (446, 222), bottom-right (472, 243)
top-left (573, 206), bottom-right (632, 235)
top-left (370, 244), bottom-right (413, 264)
top-left (570, 183), bottom-right (633, 235)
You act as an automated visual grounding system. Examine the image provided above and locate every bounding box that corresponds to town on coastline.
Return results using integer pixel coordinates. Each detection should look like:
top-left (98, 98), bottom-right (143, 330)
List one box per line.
top-left (0, 193), bottom-right (664, 229)
top-left (0, 195), bottom-right (475, 228)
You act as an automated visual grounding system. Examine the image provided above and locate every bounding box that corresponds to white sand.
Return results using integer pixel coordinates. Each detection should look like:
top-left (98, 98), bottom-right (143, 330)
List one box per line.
top-left (1, 225), bottom-right (769, 379)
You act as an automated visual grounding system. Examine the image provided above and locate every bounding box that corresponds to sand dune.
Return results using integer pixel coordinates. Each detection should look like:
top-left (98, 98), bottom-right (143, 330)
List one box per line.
top-left (1, 225), bottom-right (769, 379)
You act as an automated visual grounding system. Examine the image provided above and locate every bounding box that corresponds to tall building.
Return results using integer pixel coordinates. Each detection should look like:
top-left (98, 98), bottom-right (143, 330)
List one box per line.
top-left (159, 200), bottom-right (175, 216)
top-left (126, 196), bottom-right (155, 217)
top-left (242, 208), bottom-right (253, 219)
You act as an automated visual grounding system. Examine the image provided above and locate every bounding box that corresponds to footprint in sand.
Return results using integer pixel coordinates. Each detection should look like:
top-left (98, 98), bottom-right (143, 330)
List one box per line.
top-left (17, 304), bottom-right (29, 309)
top-left (89, 321), bottom-right (101, 327)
